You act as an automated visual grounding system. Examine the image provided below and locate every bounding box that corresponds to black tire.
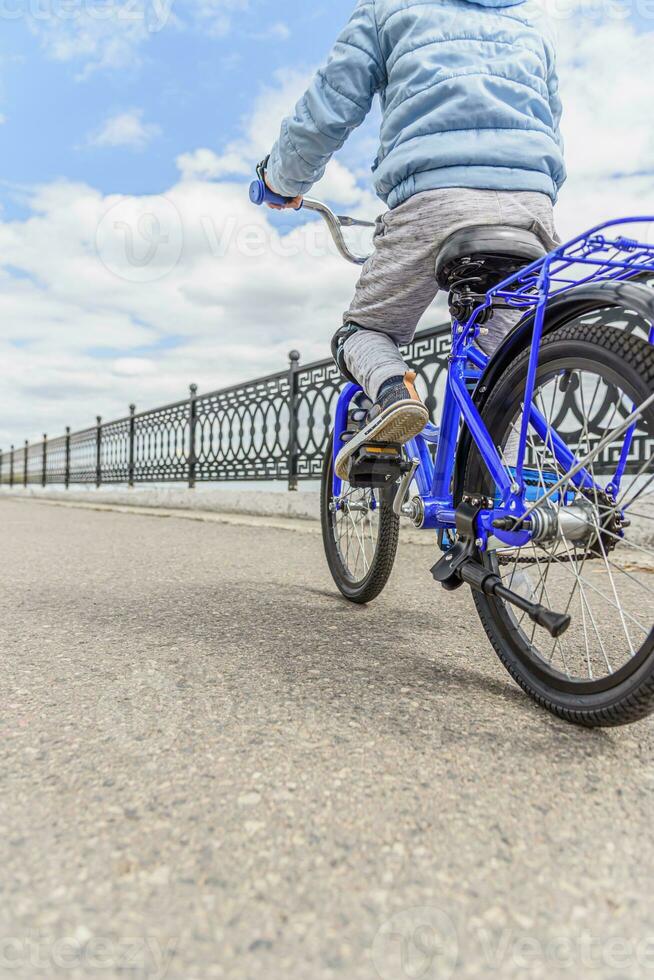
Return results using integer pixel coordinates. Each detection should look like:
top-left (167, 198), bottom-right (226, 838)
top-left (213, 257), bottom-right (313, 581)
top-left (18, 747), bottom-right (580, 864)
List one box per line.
top-left (321, 432), bottom-right (400, 603)
top-left (462, 321), bottom-right (654, 727)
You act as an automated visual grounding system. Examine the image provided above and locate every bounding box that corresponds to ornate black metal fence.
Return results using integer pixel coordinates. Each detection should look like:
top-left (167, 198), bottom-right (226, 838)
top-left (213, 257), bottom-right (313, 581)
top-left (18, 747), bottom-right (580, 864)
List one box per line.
top-left (0, 305), bottom-right (650, 492)
top-left (0, 323), bottom-right (452, 491)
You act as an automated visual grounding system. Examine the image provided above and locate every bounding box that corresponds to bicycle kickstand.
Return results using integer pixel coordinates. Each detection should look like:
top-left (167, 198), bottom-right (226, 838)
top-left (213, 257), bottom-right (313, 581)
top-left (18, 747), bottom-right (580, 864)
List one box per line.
top-left (430, 501), bottom-right (571, 640)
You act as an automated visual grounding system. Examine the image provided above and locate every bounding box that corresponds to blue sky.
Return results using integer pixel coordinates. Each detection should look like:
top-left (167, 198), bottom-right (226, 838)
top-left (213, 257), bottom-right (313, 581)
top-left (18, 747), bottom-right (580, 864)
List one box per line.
top-left (3, 0), bottom-right (643, 211)
top-left (0, 0), bottom-right (361, 210)
top-left (0, 0), bottom-right (651, 200)
top-left (0, 0), bottom-right (652, 445)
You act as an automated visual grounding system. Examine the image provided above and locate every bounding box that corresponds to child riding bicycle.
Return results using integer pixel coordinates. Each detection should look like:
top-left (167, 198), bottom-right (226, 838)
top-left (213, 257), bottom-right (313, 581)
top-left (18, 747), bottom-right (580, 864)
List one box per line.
top-left (261, 0), bottom-right (565, 479)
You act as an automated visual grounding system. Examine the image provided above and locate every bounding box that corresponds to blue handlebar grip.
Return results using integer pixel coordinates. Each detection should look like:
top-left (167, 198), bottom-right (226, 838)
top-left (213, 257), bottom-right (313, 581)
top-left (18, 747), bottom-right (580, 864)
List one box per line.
top-left (249, 179), bottom-right (301, 209)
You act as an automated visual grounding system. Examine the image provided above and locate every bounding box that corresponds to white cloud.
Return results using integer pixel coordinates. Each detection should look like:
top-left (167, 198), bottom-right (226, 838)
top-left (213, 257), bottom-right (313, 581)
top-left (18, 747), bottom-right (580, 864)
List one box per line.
top-left (30, 4), bottom-right (154, 79)
top-left (0, 175), bottom-right (370, 446)
top-left (88, 110), bottom-right (161, 150)
top-left (189, 0), bottom-right (249, 38)
top-left (176, 148), bottom-right (249, 181)
top-left (30, 0), bottom-right (250, 76)
top-left (555, 19), bottom-right (654, 182)
top-left (244, 69), bottom-right (314, 155)
top-left (176, 70), bottom-right (380, 213)
top-left (541, 9), bottom-right (654, 238)
top-left (180, 69), bottom-right (314, 179)
top-left (113, 357), bottom-right (157, 376)
top-left (3, 13), bottom-right (654, 448)
top-left (556, 175), bottom-right (654, 243)
top-left (252, 22), bottom-right (291, 41)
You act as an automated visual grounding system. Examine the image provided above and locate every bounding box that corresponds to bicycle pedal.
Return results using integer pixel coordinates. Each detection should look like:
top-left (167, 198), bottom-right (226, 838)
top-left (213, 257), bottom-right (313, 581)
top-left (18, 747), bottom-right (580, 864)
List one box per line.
top-left (347, 442), bottom-right (407, 489)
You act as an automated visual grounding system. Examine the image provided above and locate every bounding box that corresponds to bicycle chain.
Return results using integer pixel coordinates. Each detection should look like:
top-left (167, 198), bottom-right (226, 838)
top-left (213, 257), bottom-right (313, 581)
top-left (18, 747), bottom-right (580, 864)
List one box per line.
top-left (497, 551), bottom-right (602, 566)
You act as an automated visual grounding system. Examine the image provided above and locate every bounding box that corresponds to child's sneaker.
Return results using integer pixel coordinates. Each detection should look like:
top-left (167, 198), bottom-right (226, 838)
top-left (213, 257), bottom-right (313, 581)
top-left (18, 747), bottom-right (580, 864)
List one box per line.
top-left (335, 372), bottom-right (429, 480)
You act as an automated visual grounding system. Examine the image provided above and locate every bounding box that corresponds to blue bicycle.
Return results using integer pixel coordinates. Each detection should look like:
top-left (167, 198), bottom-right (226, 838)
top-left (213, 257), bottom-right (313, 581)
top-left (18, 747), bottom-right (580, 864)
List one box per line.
top-left (252, 180), bottom-right (654, 727)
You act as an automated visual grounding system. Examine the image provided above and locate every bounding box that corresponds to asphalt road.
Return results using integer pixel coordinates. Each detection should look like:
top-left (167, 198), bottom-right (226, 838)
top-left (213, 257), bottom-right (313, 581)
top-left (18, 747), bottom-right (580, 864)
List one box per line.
top-left (2, 497), bottom-right (654, 980)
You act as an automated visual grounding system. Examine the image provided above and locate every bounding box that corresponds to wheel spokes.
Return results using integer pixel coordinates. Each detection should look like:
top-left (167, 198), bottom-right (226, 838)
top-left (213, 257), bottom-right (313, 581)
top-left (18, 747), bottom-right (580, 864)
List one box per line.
top-left (333, 483), bottom-right (380, 582)
top-left (492, 364), bottom-right (653, 683)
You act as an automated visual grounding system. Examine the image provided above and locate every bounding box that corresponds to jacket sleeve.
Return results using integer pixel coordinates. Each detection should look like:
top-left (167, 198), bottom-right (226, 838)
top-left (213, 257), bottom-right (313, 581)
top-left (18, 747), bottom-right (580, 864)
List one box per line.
top-left (266, 0), bottom-right (385, 198)
top-left (546, 50), bottom-right (566, 190)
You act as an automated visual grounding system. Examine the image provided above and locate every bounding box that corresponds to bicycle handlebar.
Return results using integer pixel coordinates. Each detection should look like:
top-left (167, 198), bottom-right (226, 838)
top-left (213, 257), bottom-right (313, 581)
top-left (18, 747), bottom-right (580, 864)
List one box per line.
top-left (248, 177), bottom-right (374, 266)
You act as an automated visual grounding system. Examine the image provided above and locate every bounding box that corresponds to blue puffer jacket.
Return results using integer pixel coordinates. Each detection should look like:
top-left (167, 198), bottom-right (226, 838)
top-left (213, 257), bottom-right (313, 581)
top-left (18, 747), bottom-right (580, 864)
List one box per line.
top-left (266, 0), bottom-right (565, 209)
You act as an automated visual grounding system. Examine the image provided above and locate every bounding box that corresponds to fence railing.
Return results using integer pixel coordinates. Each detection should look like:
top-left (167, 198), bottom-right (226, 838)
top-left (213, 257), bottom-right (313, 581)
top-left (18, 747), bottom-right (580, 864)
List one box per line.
top-left (0, 323), bottom-right (453, 491)
top-left (1, 305), bottom-right (650, 492)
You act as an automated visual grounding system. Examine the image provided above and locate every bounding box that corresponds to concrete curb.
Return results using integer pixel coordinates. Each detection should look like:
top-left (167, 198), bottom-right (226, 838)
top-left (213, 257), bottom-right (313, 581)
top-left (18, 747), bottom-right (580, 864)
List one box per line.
top-left (0, 485), bottom-right (321, 521)
top-left (1, 486), bottom-right (440, 546)
top-left (7, 496), bottom-right (327, 536)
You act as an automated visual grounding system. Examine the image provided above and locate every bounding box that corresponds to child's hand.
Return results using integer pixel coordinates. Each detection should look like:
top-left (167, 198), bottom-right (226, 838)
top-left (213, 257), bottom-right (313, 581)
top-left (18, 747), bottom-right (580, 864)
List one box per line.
top-left (264, 174), bottom-right (303, 211)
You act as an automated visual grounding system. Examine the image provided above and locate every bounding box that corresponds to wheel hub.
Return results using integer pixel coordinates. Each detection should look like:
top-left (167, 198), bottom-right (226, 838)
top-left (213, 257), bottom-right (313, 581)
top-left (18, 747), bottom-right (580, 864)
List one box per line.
top-left (333, 498), bottom-right (371, 515)
top-left (530, 498), bottom-right (598, 546)
top-left (529, 491), bottom-right (625, 555)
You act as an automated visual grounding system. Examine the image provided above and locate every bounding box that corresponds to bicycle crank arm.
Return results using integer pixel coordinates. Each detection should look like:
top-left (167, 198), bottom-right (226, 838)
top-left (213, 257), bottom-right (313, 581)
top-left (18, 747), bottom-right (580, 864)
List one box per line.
top-left (431, 545), bottom-right (571, 639)
top-left (393, 458), bottom-right (420, 517)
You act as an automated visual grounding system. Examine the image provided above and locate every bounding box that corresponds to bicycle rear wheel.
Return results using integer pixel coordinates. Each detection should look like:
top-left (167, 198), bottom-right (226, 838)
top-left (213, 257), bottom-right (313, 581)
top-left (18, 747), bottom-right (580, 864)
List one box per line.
top-left (463, 321), bottom-right (654, 726)
top-left (321, 432), bottom-right (400, 603)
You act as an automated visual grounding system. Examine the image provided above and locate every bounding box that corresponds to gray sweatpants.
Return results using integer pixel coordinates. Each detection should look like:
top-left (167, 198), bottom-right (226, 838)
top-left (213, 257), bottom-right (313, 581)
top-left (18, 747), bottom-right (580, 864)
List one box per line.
top-left (342, 188), bottom-right (559, 401)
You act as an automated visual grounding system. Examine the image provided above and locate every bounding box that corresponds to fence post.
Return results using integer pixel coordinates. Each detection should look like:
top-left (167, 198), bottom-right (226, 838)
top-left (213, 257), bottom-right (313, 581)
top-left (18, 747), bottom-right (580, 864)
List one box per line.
top-left (64, 427), bottom-right (71, 489)
top-left (23, 440), bottom-right (28, 489)
top-left (188, 384), bottom-right (198, 489)
top-left (9, 446), bottom-right (14, 488)
top-left (128, 404), bottom-right (136, 488)
top-left (42, 434), bottom-right (47, 488)
top-left (0, 450), bottom-right (2, 488)
top-left (287, 350), bottom-right (300, 491)
top-left (96, 416), bottom-right (102, 488)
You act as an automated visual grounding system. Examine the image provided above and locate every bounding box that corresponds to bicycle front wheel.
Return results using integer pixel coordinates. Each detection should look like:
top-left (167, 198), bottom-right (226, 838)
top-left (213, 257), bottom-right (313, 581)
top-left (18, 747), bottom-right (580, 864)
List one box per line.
top-left (463, 321), bottom-right (654, 726)
top-left (321, 432), bottom-right (400, 603)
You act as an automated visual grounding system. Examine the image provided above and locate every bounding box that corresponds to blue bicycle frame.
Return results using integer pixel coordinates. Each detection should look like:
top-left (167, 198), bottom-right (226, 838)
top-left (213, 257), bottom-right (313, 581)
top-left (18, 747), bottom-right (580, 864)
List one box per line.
top-left (332, 217), bottom-right (654, 553)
